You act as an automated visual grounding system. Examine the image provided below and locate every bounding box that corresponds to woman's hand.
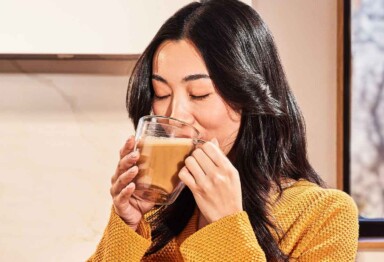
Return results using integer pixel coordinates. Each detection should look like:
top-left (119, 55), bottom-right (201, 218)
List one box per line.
top-left (179, 138), bottom-right (243, 224)
top-left (110, 136), bottom-right (154, 231)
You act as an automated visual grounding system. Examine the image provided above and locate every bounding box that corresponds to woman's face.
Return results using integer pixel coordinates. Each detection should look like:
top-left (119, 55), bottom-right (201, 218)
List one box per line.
top-left (152, 40), bottom-right (241, 154)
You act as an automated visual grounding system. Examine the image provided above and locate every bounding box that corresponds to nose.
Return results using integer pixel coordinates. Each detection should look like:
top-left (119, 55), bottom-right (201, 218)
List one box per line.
top-left (169, 98), bottom-right (194, 125)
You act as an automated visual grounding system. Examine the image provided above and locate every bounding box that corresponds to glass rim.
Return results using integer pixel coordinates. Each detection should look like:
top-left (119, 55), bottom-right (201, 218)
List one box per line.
top-left (139, 115), bottom-right (201, 137)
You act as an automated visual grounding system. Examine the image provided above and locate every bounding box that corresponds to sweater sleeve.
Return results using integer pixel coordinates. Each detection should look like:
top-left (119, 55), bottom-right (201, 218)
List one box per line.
top-left (296, 190), bottom-right (359, 261)
top-left (179, 211), bottom-right (266, 261)
top-left (87, 207), bottom-right (152, 262)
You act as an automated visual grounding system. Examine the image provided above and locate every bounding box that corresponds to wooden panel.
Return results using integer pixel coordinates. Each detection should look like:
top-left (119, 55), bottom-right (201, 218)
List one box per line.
top-left (336, 0), bottom-right (345, 190)
top-left (359, 239), bottom-right (384, 250)
top-left (0, 58), bottom-right (136, 75)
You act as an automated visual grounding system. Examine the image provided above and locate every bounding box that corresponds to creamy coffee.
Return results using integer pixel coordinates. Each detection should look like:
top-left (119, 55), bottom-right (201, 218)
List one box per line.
top-left (133, 136), bottom-right (194, 203)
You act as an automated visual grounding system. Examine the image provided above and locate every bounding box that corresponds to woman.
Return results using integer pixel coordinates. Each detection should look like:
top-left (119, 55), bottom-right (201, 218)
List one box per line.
top-left (89, 0), bottom-right (358, 261)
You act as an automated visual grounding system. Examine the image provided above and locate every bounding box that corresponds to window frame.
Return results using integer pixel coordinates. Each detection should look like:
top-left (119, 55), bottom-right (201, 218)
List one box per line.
top-left (341, 0), bottom-right (384, 239)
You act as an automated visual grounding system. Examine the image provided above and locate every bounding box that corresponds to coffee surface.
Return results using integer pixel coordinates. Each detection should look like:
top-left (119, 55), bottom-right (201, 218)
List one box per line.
top-left (135, 137), bottom-right (194, 193)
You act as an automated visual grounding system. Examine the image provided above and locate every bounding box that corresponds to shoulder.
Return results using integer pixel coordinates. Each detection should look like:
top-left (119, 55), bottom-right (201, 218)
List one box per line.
top-left (273, 180), bottom-right (359, 248)
top-left (274, 181), bottom-right (359, 260)
top-left (292, 180), bottom-right (356, 206)
top-left (282, 179), bottom-right (359, 221)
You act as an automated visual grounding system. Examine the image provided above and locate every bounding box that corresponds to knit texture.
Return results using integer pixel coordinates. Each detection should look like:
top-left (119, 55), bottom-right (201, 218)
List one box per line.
top-left (88, 180), bottom-right (359, 261)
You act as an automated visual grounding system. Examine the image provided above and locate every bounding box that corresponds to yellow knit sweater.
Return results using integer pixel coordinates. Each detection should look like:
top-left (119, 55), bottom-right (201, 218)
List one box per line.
top-left (88, 180), bottom-right (359, 261)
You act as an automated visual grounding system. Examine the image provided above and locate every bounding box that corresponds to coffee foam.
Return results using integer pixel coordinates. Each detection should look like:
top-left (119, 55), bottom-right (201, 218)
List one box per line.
top-left (141, 136), bottom-right (194, 145)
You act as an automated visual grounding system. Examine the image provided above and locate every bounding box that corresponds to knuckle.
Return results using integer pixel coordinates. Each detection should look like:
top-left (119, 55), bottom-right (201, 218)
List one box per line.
top-left (196, 181), bottom-right (210, 194)
top-left (117, 161), bottom-right (124, 172)
top-left (110, 186), bottom-right (115, 197)
top-left (116, 176), bottom-right (122, 186)
top-left (212, 175), bottom-right (224, 184)
top-left (119, 160), bottom-right (130, 172)
top-left (199, 184), bottom-right (210, 195)
top-left (195, 186), bottom-right (206, 195)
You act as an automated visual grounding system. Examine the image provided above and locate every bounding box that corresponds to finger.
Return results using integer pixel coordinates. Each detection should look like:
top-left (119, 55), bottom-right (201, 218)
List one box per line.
top-left (211, 137), bottom-right (219, 146)
top-left (199, 140), bottom-right (230, 167)
top-left (114, 182), bottom-right (136, 207)
top-left (119, 135), bottom-right (136, 159)
top-left (184, 156), bottom-right (207, 185)
top-left (119, 150), bottom-right (140, 171)
top-left (110, 166), bottom-right (138, 197)
top-left (191, 148), bottom-right (217, 174)
top-left (178, 166), bottom-right (196, 190)
top-left (112, 151), bottom-right (140, 183)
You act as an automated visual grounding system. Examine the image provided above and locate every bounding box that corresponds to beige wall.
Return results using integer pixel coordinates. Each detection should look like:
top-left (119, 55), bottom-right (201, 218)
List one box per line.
top-left (0, 60), bottom-right (134, 261)
top-left (253, 0), bottom-right (338, 188)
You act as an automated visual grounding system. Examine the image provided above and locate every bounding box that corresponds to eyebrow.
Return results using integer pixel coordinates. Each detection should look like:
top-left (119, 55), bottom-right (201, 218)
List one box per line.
top-left (151, 74), bottom-right (210, 84)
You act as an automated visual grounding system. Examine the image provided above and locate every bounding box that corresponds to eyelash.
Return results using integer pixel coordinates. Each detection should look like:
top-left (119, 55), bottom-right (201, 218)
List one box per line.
top-left (154, 95), bottom-right (170, 100)
top-left (190, 94), bottom-right (210, 100)
top-left (154, 94), bottom-right (211, 101)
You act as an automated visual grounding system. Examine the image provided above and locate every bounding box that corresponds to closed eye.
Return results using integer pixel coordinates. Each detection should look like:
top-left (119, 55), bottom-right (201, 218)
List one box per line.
top-left (154, 94), bottom-right (170, 100)
top-left (190, 93), bottom-right (211, 101)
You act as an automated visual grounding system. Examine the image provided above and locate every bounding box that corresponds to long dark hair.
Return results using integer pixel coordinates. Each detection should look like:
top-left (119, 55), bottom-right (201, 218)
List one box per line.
top-left (126, 0), bottom-right (324, 260)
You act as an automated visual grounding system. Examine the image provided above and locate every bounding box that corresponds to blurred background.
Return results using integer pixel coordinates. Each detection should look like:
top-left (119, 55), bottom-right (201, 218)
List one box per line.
top-left (351, 0), bottom-right (384, 219)
top-left (0, 0), bottom-right (382, 261)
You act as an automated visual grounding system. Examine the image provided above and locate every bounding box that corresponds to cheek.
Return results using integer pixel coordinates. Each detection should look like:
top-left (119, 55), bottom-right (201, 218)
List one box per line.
top-left (194, 100), bottom-right (240, 136)
top-left (152, 101), bottom-right (168, 116)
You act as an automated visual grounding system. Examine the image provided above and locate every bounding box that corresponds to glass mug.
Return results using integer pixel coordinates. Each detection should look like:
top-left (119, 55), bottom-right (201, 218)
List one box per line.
top-left (132, 115), bottom-right (202, 205)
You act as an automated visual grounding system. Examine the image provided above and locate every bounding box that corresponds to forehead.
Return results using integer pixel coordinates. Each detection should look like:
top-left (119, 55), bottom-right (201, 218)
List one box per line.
top-left (152, 40), bottom-right (209, 76)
